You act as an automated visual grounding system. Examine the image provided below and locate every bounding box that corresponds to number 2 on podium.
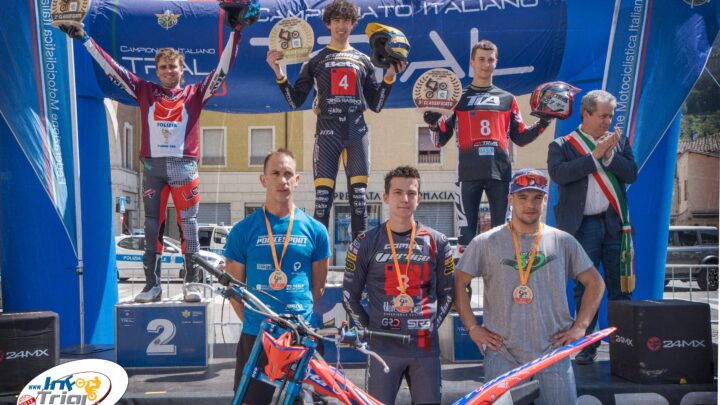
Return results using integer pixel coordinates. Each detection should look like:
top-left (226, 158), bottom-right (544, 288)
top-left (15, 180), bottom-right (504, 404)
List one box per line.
top-left (146, 318), bottom-right (177, 356)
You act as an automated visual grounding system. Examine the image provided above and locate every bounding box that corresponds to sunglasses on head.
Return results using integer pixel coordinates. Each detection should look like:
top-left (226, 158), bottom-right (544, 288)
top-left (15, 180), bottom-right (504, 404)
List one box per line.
top-left (513, 174), bottom-right (548, 187)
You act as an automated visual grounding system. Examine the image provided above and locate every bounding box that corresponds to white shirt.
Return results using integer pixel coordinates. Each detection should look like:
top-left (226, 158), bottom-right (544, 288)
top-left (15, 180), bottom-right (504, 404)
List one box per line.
top-left (578, 127), bottom-right (615, 216)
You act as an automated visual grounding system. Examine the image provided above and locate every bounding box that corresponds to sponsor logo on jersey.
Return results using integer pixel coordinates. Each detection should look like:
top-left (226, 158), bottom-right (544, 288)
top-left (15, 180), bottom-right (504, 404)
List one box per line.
top-left (156, 10), bottom-right (181, 30)
top-left (383, 301), bottom-right (420, 315)
top-left (325, 60), bottom-right (358, 69)
top-left (381, 317), bottom-right (401, 329)
top-left (256, 235), bottom-right (309, 246)
top-left (407, 319), bottom-right (431, 330)
top-left (467, 95), bottom-right (500, 106)
top-left (153, 97), bottom-right (184, 122)
top-left (375, 252), bottom-right (430, 263)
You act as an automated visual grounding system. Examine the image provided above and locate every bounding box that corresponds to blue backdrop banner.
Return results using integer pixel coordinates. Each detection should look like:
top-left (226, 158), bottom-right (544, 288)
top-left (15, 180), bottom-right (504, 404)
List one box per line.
top-left (83, 0), bottom-right (567, 112)
top-left (0, 0), bottom-right (77, 253)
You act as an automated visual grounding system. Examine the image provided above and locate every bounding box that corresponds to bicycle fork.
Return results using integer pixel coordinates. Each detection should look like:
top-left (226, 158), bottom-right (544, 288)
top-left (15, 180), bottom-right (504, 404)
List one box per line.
top-left (233, 321), bottom-right (319, 405)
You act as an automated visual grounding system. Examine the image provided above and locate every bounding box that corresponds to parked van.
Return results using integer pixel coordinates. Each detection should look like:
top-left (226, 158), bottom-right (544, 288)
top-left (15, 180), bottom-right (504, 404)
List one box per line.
top-left (198, 225), bottom-right (232, 254)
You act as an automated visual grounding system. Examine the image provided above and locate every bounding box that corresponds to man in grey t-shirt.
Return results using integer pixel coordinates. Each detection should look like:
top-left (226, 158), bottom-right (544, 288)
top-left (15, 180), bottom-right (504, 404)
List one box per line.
top-left (454, 168), bottom-right (605, 405)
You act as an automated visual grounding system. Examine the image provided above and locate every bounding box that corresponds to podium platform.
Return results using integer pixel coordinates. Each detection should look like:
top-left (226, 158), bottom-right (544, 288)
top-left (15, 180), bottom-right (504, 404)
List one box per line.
top-left (115, 299), bottom-right (212, 368)
top-left (439, 311), bottom-right (484, 362)
top-left (0, 342), bottom-right (711, 405)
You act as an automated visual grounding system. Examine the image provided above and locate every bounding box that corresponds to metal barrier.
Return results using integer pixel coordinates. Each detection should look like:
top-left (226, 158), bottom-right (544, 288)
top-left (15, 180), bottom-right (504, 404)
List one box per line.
top-left (665, 264), bottom-right (718, 326)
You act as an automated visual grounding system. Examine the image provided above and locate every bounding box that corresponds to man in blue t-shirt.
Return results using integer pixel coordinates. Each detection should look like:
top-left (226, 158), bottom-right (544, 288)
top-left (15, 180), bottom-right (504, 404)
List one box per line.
top-left (224, 149), bottom-right (331, 404)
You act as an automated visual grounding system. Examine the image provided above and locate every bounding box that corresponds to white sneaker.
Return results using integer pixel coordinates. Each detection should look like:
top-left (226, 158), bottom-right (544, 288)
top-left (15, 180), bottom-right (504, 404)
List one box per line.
top-left (134, 286), bottom-right (161, 303)
top-left (183, 284), bottom-right (201, 302)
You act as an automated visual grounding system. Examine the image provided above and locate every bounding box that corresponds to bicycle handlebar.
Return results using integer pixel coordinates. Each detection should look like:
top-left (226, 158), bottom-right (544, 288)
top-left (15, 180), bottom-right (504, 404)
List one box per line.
top-left (193, 254), bottom-right (238, 286)
top-left (192, 255), bottom-right (280, 319)
top-left (193, 255), bottom-right (406, 373)
top-left (360, 329), bottom-right (411, 344)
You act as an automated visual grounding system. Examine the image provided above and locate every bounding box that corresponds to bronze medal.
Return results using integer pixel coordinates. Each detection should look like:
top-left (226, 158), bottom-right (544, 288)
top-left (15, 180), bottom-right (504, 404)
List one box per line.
top-left (386, 222), bottom-right (417, 315)
top-left (510, 222), bottom-right (542, 306)
top-left (263, 205), bottom-right (294, 292)
top-left (512, 285), bottom-right (534, 305)
top-left (394, 293), bottom-right (414, 313)
top-left (269, 270), bottom-right (287, 291)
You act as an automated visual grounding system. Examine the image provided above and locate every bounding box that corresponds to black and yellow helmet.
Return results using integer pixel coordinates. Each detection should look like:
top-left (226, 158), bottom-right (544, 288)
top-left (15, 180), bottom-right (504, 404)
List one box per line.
top-left (365, 23), bottom-right (410, 68)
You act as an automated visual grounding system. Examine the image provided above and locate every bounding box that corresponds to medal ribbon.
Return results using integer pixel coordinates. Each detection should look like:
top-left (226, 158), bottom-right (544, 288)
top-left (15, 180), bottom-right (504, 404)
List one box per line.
top-left (510, 222), bottom-right (542, 287)
top-left (385, 221), bottom-right (416, 295)
top-left (263, 205), bottom-right (295, 272)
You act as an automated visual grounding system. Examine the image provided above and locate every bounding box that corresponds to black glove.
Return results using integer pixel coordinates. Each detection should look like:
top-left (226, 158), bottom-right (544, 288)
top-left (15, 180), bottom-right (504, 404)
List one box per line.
top-left (58, 24), bottom-right (85, 41)
top-left (537, 117), bottom-right (553, 127)
top-left (423, 111), bottom-right (443, 129)
top-left (221, 3), bottom-right (259, 32)
top-left (223, 8), bottom-right (246, 31)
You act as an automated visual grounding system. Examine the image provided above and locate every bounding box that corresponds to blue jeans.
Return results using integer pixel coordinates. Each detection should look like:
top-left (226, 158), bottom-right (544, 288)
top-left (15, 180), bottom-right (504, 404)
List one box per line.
top-left (484, 350), bottom-right (576, 405)
top-left (573, 215), bottom-right (631, 349)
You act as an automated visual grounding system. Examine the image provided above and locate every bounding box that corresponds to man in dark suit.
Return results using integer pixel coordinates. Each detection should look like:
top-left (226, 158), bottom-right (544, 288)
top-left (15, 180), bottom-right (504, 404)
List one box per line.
top-left (548, 90), bottom-right (638, 364)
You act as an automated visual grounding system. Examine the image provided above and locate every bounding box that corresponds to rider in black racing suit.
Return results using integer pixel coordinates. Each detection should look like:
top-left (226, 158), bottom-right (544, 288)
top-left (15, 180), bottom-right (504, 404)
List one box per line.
top-left (266, 0), bottom-right (404, 239)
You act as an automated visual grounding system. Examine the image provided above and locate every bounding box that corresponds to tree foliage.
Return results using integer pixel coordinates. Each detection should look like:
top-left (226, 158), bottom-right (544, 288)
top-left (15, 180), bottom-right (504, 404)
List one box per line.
top-left (681, 35), bottom-right (720, 139)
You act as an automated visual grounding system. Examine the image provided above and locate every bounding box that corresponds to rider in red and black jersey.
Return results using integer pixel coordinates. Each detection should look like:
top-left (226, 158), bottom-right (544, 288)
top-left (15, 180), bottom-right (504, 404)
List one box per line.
top-left (59, 5), bottom-right (249, 302)
top-left (425, 40), bottom-right (551, 246)
top-left (343, 166), bottom-right (454, 405)
top-left (266, 0), bottom-right (405, 240)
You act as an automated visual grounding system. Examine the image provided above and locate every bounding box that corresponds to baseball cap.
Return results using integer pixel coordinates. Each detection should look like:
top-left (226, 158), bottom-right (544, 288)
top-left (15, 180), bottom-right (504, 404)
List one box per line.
top-left (510, 169), bottom-right (548, 194)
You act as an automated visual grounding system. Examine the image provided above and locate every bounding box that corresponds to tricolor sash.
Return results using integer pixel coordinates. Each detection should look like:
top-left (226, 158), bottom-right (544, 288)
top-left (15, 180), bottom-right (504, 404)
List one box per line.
top-left (566, 129), bottom-right (635, 293)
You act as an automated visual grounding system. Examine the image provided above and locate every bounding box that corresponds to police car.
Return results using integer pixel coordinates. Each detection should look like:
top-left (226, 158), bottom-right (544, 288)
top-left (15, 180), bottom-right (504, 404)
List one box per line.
top-left (115, 234), bottom-right (223, 282)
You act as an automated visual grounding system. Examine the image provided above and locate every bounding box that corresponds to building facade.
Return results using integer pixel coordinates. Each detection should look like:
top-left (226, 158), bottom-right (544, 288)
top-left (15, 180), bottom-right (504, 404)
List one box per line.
top-left (671, 135), bottom-right (720, 226)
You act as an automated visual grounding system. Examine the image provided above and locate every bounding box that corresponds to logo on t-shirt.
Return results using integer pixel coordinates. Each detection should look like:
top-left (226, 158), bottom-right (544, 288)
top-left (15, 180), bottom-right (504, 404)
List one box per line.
top-left (501, 252), bottom-right (556, 273)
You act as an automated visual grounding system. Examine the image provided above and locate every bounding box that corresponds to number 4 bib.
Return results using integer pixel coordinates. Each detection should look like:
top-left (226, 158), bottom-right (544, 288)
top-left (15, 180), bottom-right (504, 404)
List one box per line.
top-left (331, 67), bottom-right (357, 96)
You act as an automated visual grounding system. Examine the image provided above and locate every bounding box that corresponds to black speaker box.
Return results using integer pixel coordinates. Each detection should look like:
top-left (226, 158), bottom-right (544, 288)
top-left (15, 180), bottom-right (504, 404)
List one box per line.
top-left (608, 300), bottom-right (713, 384)
top-left (0, 311), bottom-right (59, 393)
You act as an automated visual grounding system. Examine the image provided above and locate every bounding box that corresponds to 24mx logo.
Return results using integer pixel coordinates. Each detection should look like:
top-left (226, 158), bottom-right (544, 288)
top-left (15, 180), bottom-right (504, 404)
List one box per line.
top-left (4, 349), bottom-right (49, 360)
top-left (646, 337), bottom-right (706, 351)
